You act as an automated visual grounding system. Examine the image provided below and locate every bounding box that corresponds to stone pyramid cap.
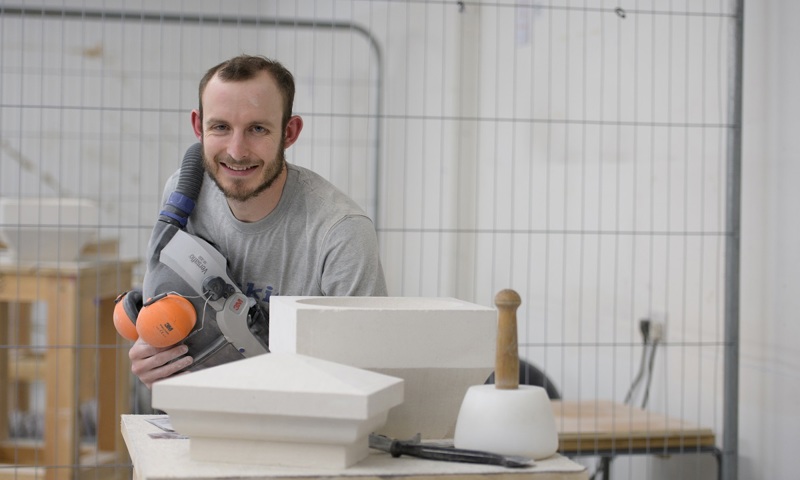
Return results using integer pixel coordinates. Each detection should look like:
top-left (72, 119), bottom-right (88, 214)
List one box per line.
top-left (151, 353), bottom-right (405, 469)
top-left (153, 352), bottom-right (404, 420)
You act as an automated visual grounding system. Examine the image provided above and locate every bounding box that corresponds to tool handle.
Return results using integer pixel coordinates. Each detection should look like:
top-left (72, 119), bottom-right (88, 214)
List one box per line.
top-left (494, 289), bottom-right (521, 390)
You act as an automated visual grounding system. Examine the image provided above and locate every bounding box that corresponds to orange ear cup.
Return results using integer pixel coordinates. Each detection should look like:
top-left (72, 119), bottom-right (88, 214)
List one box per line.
top-left (113, 293), bottom-right (141, 342)
top-left (136, 295), bottom-right (197, 348)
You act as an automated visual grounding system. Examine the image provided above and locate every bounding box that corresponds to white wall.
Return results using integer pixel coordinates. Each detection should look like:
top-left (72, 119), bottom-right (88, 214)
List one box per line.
top-left (739, 0), bottom-right (800, 478)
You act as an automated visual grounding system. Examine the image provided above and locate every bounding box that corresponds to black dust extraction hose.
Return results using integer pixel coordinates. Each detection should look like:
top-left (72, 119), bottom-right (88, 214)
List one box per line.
top-left (159, 143), bottom-right (204, 228)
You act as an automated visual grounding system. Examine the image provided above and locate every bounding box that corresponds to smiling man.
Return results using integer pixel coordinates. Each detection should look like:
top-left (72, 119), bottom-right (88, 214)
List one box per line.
top-left (193, 58), bottom-right (301, 219)
top-left (129, 55), bottom-right (387, 389)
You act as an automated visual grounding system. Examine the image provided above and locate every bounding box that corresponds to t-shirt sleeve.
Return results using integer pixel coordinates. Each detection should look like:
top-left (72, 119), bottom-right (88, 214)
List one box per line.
top-left (319, 215), bottom-right (388, 296)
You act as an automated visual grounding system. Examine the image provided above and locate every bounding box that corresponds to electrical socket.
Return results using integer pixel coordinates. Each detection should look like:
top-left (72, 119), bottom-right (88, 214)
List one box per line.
top-left (637, 313), bottom-right (666, 343)
top-left (650, 322), bottom-right (664, 342)
top-left (649, 312), bottom-right (666, 343)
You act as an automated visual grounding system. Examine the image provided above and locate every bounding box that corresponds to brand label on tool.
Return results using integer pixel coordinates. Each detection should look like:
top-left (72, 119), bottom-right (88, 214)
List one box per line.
top-left (229, 295), bottom-right (245, 314)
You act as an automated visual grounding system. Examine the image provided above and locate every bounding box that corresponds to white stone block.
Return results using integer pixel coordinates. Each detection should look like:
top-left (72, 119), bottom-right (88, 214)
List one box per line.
top-left (0, 197), bottom-right (98, 262)
top-left (269, 296), bottom-right (497, 440)
top-left (152, 352), bottom-right (404, 469)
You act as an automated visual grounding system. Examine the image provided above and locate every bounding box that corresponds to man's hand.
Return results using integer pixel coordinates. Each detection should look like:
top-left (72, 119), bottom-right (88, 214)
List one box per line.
top-left (129, 338), bottom-right (193, 389)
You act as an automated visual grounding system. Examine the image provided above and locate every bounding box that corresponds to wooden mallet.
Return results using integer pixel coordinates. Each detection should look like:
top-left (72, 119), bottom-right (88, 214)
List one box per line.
top-left (452, 289), bottom-right (559, 460)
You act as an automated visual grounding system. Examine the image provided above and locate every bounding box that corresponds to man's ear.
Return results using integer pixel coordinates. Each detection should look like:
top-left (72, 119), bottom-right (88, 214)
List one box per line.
top-left (191, 109), bottom-right (203, 140)
top-left (282, 115), bottom-right (303, 149)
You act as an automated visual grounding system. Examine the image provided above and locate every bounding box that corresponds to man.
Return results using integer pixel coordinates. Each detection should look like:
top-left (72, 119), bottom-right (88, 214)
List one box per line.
top-left (129, 54), bottom-right (387, 388)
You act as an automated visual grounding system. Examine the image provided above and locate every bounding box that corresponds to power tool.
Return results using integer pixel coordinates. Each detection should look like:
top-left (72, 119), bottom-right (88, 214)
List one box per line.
top-left (113, 143), bottom-right (269, 371)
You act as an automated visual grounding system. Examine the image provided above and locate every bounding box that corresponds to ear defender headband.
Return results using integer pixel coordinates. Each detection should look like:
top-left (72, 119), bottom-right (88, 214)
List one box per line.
top-left (113, 289), bottom-right (197, 348)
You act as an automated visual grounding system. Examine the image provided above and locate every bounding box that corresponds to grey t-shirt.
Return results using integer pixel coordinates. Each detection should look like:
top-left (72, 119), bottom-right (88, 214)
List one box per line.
top-left (155, 162), bottom-right (387, 308)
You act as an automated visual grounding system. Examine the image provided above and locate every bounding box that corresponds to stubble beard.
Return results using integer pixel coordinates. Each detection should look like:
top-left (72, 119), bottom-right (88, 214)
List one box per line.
top-left (204, 147), bottom-right (286, 203)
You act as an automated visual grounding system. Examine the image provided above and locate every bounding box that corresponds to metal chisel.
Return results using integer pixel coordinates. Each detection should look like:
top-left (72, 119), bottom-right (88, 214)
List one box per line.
top-left (368, 433), bottom-right (534, 468)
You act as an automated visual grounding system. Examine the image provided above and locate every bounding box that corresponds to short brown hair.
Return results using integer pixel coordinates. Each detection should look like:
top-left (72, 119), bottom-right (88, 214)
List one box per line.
top-left (198, 55), bottom-right (296, 130)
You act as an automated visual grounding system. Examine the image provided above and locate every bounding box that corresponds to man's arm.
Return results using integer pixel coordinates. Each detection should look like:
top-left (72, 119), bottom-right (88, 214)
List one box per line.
top-left (129, 169), bottom-right (192, 389)
top-left (319, 215), bottom-right (387, 296)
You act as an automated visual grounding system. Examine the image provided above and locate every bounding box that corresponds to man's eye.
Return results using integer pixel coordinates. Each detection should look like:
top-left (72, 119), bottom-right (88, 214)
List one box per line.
top-left (210, 124), bottom-right (228, 132)
top-left (252, 126), bottom-right (268, 135)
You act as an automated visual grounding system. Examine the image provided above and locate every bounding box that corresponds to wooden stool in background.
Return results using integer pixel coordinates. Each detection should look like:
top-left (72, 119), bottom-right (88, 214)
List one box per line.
top-left (0, 258), bottom-right (136, 480)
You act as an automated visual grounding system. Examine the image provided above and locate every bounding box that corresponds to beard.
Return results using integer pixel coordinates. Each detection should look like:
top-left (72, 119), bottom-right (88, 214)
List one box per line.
top-left (204, 146), bottom-right (286, 203)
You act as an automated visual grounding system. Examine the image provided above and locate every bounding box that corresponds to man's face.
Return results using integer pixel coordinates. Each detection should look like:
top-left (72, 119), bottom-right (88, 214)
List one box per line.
top-left (198, 71), bottom-right (287, 202)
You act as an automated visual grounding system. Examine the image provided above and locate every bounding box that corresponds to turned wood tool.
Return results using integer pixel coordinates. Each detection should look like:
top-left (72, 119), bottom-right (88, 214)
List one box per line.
top-left (494, 289), bottom-right (521, 390)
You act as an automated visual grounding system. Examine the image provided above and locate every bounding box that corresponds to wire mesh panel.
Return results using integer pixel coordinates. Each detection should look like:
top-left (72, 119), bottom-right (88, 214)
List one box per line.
top-left (375, 3), bottom-right (736, 477)
top-left (0, 1), bottom-right (740, 479)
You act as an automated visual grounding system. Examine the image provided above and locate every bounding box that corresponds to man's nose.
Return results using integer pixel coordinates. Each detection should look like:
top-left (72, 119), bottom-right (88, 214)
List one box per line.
top-left (227, 131), bottom-right (250, 160)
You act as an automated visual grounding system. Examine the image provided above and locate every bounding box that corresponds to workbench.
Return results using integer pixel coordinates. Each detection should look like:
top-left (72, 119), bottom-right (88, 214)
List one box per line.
top-left (552, 400), bottom-right (720, 479)
top-left (121, 415), bottom-right (588, 480)
top-left (0, 259), bottom-right (137, 480)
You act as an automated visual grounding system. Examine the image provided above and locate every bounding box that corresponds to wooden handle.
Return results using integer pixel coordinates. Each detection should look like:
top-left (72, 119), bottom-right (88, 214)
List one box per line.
top-left (494, 289), bottom-right (521, 390)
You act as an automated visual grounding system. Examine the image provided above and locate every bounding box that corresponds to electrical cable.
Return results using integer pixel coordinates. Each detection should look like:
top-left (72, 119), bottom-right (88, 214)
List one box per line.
top-left (641, 338), bottom-right (660, 409)
top-left (624, 319), bottom-right (651, 405)
top-left (624, 342), bottom-right (649, 405)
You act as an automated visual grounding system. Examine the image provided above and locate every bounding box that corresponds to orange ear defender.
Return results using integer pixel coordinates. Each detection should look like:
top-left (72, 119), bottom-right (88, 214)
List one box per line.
top-left (113, 289), bottom-right (197, 348)
top-left (113, 290), bottom-right (143, 342)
